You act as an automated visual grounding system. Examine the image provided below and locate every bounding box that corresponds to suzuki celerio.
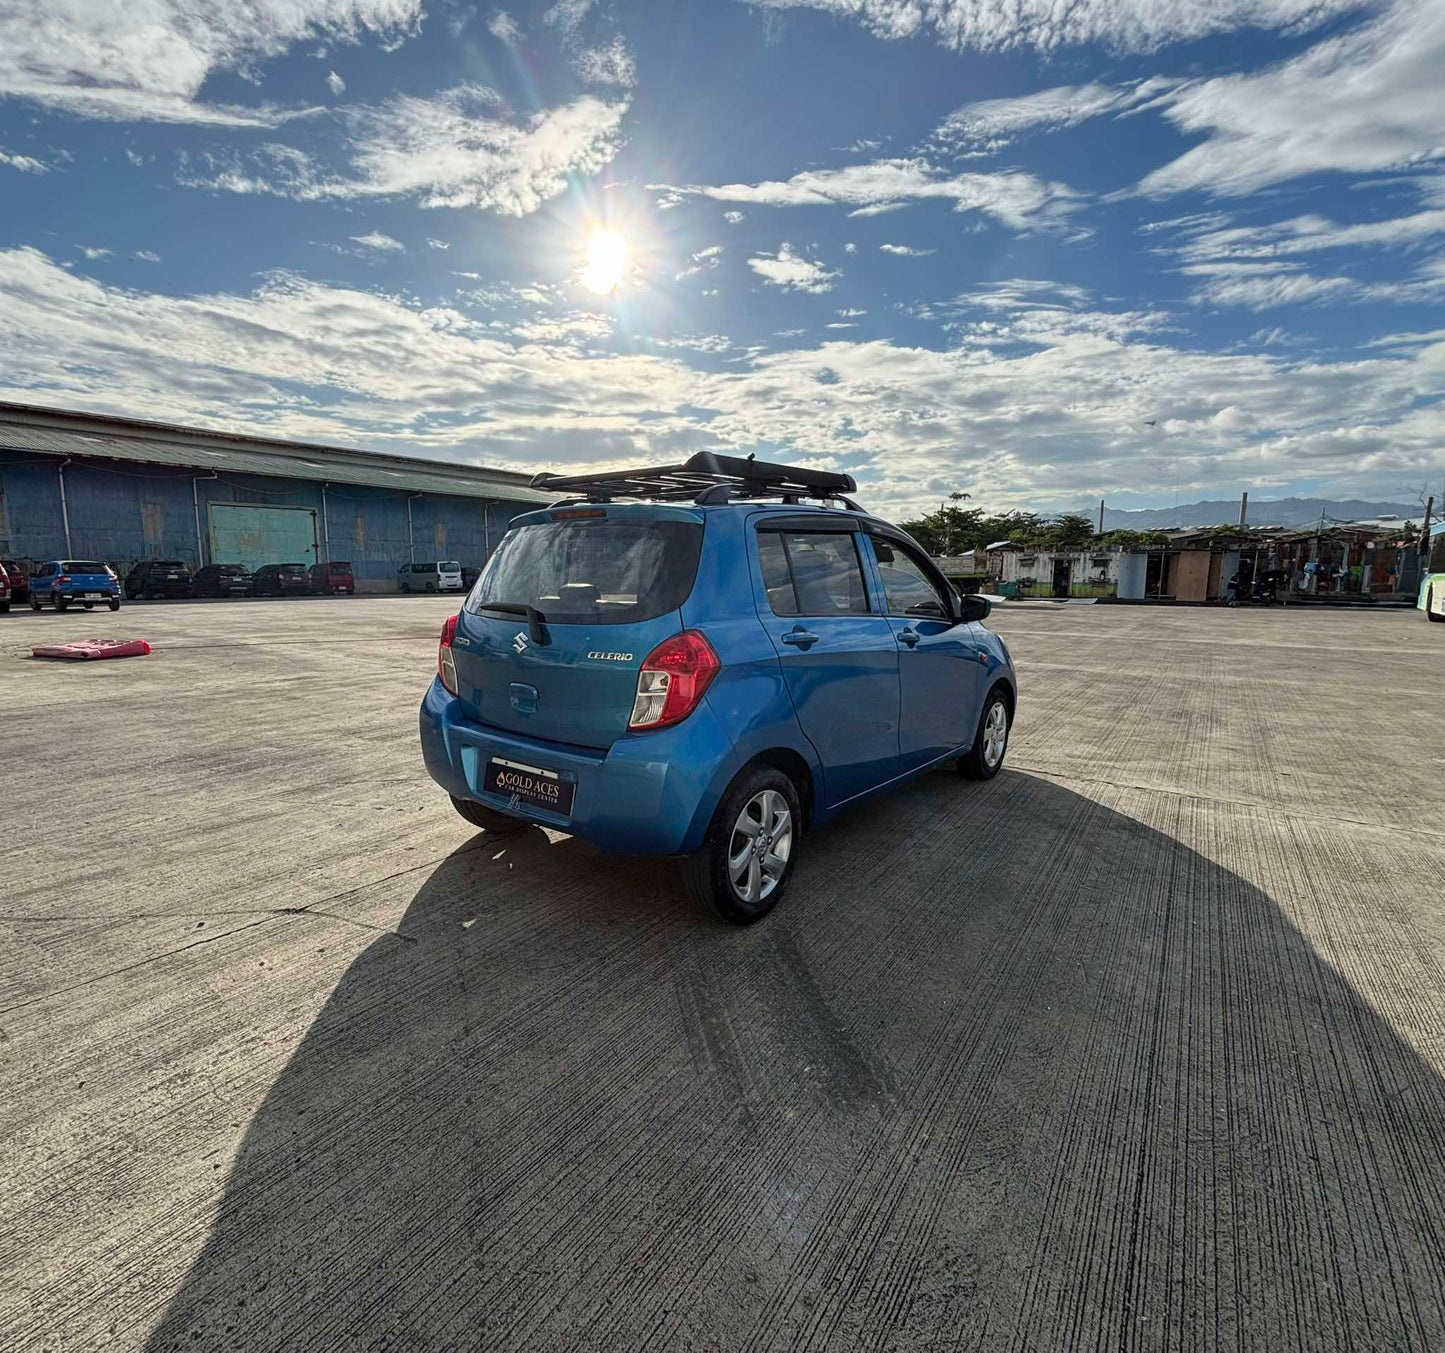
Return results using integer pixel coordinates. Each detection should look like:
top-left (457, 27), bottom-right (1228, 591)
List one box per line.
top-left (419, 454), bottom-right (1017, 923)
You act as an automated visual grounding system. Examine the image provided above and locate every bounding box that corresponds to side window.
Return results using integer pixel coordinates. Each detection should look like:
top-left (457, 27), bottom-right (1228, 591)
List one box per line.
top-left (756, 532), bottom-right (798, 615)
top-left (757, 530), bottom-right (868, 615)
top-left (870, 537), bottom-right (952, 618)
top-left (413, 563), bottom-right (429, 574)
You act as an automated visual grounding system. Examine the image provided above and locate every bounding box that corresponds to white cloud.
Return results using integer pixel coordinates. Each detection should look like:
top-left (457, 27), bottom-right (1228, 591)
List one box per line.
top-left (544, 0), bottom-right (594, 34)
top-left (1139, 1), bottom-right (1445, 197)
top-left (327, 70), bottom-right (346, 97)
top-left (181, 88), bottom-right (629, 215)
top-left (427, 238), bottom-right (450, 250)
top-left (0, 147), bottom-right (47, 173)
top-left (78, 246), bottom-right (111, 260)
top-left (134, 250), bottom-right (161, 262)
top-left (880, 243), bottom-right (936, 256)
top-left (0, 0), bottom-right (422, 124)
top-left (826, 322), bottom-right (856, 328)
top-left (848, 201), bottom-right (909, 217)
top-left (574, 37), bottom-right (635, 87)
top-left (3, 245), bottom-right (1442, 513)
top-left (748, 243), bottom-right (838, 293)
top-left (350, 231), bottom-right (406, 252)
top-left (124, 148), bottom-right (145, 167)
top-left (740, 0), bottom-right (1357, 54)
top-left (932, 77), bottom-right (1180, 154)
top-left (837, 307), bottom-right (867, 316)
top-left (649, 157), bottom-right (1081, 230)
top-left (1158, 206), bottom-right (1445, 308)
top-left (844, 241), bottom-right (857, 252)
top-left (675, 245), bottom-right (724, 280)
top-left (724, 210), bottom-right (745, 224)
top-left (488, 9), bottom-right (521, 42)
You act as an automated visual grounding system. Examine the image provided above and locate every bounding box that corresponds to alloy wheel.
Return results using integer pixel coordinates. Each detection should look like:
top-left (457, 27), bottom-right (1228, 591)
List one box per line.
top-left (982, 700), bottom-right (1009, 769)
top-left (727, 788), bottom-right (793, 904)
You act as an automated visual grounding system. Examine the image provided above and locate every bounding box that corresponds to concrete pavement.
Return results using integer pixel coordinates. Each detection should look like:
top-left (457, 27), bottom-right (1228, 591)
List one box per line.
top-left (2, 598), bottom-right (1444, 1350)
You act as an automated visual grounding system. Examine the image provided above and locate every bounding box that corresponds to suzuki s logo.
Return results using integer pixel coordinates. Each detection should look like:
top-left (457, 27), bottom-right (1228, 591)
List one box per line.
top-left (512, 631), bottom-right (529, 654)
top-left (587, 651), bottom-right (634, 662)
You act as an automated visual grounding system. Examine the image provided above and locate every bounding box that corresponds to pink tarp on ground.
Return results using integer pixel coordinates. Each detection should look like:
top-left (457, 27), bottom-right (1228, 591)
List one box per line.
top-left (31, 638), bottom-right (152, 661)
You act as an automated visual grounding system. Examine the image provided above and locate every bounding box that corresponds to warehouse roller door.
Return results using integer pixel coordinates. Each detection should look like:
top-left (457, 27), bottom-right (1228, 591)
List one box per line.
top-left (209, 504), bottom-right (318, 573)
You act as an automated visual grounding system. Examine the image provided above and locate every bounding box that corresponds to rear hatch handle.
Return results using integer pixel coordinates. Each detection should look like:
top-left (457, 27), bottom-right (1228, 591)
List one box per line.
top-left (474, 601), bottom-right (550, 646)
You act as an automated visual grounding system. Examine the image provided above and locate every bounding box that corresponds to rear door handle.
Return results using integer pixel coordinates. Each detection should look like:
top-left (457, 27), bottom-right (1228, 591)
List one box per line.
top-left (781, 627), bottom-right (819, 649)
top-left (897, 628), bottom-right (921, 647)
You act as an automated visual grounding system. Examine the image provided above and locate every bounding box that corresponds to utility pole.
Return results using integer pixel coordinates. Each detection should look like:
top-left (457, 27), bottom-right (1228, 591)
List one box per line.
top-left (1097, 499), bottom-right (1105, 535)
top-left (1423, 495), bottom-right (1434, 551)
top-left (1239, 491), bottom-right (1248, 526)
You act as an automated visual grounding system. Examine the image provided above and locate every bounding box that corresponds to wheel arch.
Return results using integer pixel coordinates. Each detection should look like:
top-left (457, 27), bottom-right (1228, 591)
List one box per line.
top-left (742, 746), bottom-right (816, 830)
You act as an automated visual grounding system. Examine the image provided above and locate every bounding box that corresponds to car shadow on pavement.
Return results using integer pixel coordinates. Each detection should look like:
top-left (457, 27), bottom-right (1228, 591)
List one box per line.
top-left (140, 770), bottom-right (1445, 1352)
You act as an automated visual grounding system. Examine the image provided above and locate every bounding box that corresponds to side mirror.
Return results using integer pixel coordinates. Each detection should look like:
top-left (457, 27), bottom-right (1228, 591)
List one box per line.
top-left (961, 593), bottom-right (991, 622)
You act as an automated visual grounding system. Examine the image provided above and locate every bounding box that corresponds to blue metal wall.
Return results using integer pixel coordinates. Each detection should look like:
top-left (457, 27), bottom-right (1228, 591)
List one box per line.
top-left (0, 450), bottom-right (534, 591)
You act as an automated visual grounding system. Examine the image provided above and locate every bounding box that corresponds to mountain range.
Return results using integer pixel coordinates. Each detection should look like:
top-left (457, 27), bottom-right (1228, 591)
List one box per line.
top-left (1095, 497), bottom-right (1425, 531)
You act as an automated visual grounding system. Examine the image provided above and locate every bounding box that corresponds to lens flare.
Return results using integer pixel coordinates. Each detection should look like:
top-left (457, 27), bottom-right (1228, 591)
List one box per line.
top-left (580, 228), bottom-right (628, 294)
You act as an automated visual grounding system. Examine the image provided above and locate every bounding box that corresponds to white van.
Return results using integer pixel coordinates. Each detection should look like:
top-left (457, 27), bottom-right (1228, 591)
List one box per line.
top-left (398, 560), bottom-right (464, 593)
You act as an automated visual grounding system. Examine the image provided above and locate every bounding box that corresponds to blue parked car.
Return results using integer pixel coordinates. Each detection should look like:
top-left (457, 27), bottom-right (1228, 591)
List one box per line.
top-left (419, 454), bottom-right (1017, 923)
top-left (28, 560), bottom-right (122, 612)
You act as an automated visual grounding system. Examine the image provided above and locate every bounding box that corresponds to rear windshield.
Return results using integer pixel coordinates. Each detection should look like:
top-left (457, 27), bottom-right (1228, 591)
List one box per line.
top-left (468, 518), bottom-right (703, 625)
top-left (279, 564), bottom-right (308, 575)
top-left (153, 561), bottom-right (187, 569)
top-left (330, 562), bottom-right (353, 575)
top-left (63, 561), bottom-right (107, 573)
top-left (219, 565), bottom-right (249, 574)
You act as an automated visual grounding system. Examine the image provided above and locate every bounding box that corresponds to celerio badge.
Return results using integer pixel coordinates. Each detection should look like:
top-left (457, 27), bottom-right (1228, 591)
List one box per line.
top-left (587, 651), bottom-right (633, 662)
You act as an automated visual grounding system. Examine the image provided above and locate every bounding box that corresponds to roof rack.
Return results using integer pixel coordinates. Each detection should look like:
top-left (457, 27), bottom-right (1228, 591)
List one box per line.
top-left (531, 452), bottom-right (862, 510)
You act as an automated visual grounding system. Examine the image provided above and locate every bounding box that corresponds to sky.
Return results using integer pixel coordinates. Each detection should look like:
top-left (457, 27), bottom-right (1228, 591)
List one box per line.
top-left (1, 0), bottom-right (1444, 519)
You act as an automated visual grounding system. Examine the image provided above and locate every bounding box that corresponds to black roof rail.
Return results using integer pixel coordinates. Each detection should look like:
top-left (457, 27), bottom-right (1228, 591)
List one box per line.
top-left (530, 452), bottom-right (860, 508)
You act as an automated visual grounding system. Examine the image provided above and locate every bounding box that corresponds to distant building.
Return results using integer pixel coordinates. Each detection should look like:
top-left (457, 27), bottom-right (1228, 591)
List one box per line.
top-left (0, 402), bottom-right (550, 591)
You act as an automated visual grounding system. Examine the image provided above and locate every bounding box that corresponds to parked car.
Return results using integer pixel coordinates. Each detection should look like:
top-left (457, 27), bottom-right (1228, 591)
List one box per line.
top-left (419, 453), bottom-right (1016, 925)
top-left (125, 559), bottom-right (193, 599)
top-left (251, 563), bottom-right (313, 596)
top-left (398, 560), bottom-right (464, 592)
top-left (0, 572), bottom-right (9, 613)
top-left (192, 563), bottom-right (255, 597)
top-left (1, 560), bottom-right (29, 603)
top-left (29, 559), bottom-right (122, 611)
top-left (309, 561), bottom-right (356, 595)
top-left (461, 564), bottom-right (481, 590)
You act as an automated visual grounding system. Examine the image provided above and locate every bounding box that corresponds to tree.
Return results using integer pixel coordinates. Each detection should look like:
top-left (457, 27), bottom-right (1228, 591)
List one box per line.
top-left (899, 499), bottom-right (1043, 556)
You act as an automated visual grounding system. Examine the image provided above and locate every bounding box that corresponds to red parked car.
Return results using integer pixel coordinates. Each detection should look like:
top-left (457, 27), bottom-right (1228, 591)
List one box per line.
top-left (309, 561), bottom-right (355, 595)
top-left (1, 560), bottom-right (29, 603)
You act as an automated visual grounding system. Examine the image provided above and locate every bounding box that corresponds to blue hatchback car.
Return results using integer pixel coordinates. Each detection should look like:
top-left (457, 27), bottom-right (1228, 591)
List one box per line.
top-left (419, 454), bottom-right (1017, 923)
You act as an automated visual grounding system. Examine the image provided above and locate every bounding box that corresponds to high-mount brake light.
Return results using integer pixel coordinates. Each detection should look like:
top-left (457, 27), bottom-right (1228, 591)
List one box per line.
top-left (438, 614), bottom-right (460, 695)
top-left (551, 507), bottom-right (607, 521)
top-left (629, 630), bottom-right (720, 731)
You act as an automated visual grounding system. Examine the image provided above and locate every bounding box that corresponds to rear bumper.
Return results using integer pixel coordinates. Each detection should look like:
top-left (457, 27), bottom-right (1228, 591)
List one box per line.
top-left (418, 677), bottom-right (739, 855)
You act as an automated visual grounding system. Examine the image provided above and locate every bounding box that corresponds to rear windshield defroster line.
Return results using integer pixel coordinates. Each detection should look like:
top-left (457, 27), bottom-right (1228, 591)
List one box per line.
top-left (466, 518), bottom-right (704, 626)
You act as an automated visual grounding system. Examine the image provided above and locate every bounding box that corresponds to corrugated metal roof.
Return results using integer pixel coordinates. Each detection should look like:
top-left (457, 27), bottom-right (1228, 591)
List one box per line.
top-left (0, 406), bottom-right (554, 504)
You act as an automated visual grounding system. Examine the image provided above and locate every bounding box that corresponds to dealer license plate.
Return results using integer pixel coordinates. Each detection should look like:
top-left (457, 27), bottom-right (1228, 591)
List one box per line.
top-left (484, 757), bottom-right (574, 816)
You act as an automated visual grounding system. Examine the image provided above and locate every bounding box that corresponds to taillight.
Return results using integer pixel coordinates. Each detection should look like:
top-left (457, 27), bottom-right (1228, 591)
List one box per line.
top-left (438, 614), bottom-right (460, 695)
top-left (57, 575), bottom-right (71, 584)
top-left (629, 630), bottom-right (720, 731)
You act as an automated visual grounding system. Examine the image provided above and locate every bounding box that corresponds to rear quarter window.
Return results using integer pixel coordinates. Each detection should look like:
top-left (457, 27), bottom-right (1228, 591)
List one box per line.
top-left (468, 517), bottom-right (703, 625)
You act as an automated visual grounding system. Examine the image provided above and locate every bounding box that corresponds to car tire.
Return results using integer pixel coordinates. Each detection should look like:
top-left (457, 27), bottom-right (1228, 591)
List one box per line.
top-left (681, 765), bottom-right (801, 925)
top-left (958, 687), bottom-right (1011, 781)
top-left (0, 601), bottom-right (8, 613)
top-left (450, 794), bottom-right (532, 834)
top-left (426, 581), bottom-right (436, 592)
top-left (55, 595), bottom-right (68, 612)
top-left (1428, 588), bottom-right (1444, 622)
top-left (108, 599), bottom-right (121, 612)
top-left (31, 597), bottom-right (41, 611)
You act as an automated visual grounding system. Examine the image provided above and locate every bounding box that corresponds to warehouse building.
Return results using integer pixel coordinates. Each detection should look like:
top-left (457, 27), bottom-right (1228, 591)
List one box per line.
top-left (0, 402), bottom-right (552, 591)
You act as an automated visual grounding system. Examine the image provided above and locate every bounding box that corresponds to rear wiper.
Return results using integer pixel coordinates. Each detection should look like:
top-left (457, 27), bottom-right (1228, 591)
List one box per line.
top-left (474, 601), bottom-right (549, 645)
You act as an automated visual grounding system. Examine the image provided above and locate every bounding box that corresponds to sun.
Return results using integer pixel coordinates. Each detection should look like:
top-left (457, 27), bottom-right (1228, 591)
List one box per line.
top-left (580, 228), bottom-right (628, 294)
